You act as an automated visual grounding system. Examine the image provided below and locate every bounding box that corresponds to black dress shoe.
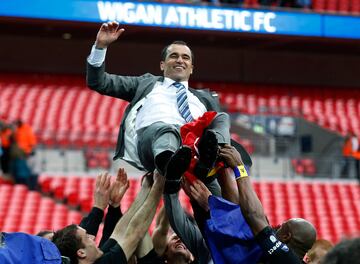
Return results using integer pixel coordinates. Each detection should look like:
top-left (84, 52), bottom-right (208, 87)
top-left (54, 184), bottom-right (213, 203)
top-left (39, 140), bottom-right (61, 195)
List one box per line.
top-left (155, 150), bottom-right (174, 176)
top-left (164, 146), bottom-right (192, 194)
top-left (165, 146), bottom-right (192, 180)
top-left (193, 130), bottom-right (219, 182)
top-left (197, 130), bottom-right (218, 169)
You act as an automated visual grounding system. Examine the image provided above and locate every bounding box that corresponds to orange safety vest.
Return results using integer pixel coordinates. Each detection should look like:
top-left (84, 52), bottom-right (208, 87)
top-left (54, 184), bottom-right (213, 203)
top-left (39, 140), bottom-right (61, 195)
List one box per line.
top-left (14, 124), bottom-right (37, 155)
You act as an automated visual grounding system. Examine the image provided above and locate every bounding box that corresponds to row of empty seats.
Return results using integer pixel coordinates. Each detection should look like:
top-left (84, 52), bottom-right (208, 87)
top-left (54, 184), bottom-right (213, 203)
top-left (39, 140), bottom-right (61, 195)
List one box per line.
top-left (0, 184), bottom-right (83, 235)
top-left (37, 175), bottom-right (360, 244)
top-left (216, 86), bottom-right (360, 136)
top-left (0, 82), bottom-right (126, 148)
top-left (2, 76), bottom-right (360, 145)
top-left (38, 175), bottom-right (193, 214)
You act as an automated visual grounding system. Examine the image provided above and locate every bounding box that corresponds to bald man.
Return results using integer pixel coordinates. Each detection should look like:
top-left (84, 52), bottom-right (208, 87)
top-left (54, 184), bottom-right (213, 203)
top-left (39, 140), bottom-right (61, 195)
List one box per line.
top-left (274, 218), bottom-right (317, 261)
top-left (219, 145), bottom-right (317, 263)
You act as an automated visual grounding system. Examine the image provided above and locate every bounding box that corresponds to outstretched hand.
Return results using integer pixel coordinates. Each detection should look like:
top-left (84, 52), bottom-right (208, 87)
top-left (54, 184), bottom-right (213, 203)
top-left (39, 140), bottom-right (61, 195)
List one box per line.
top-left (190, 180), bottom-right (212, 211)
top-left (94, 172), bottom-right (112, 210)
top-left (109, 168), bottom-right (130, 207)
top-left (219, 144), bottom-right (243, 168)
top-left (95, 21), bottom-right (125, 49)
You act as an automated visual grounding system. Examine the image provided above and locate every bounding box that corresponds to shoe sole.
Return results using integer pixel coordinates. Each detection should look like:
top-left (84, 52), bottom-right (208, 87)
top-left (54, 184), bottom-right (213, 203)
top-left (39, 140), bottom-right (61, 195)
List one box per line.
top-left (165, 146), bottom-right (192, 181)
top-left (198, 130), bottom-right (218, 168)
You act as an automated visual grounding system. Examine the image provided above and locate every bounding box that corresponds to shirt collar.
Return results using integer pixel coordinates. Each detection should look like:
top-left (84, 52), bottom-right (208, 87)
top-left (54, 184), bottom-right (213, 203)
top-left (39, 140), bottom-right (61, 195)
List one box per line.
top-left (163, 77), bottom-right (188, 89)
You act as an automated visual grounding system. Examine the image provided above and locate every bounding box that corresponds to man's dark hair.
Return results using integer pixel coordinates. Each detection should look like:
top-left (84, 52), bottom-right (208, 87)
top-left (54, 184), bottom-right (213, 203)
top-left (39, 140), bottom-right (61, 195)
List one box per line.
top-left (160, 41), bottom-right (194, 63)
top-left (36, 230), bottom-right (53, 238)
top-left (322, 238), bottom-right (360, 264)
top-left (52, 224), bottom-right (83, 264)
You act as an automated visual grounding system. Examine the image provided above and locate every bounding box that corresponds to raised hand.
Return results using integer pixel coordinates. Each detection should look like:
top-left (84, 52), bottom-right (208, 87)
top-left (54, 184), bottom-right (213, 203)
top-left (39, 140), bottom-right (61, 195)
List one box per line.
top-left (219, 144), bottom-right (243, 169)
top-left (95, 21), bottom-right (125, 49)
top-left (94, 172), bottom-right (112, 210)
top-left (109, 168), bottom-right (130, 207)
top-left (153, 170), bottom-right (165, 189)
top-left (189, 180), bottom-right (212, 211)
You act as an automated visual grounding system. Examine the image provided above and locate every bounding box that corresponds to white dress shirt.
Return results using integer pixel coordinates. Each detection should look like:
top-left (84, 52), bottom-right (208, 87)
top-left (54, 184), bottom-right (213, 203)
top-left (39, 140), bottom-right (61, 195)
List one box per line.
top-left (135, 78), bottom-right (206, 131)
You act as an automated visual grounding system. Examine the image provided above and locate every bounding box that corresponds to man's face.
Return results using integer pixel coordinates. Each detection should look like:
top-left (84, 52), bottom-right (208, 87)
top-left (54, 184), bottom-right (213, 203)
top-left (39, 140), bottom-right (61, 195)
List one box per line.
top-left (76, 227), bottom-right (102, 261)
top-left (160, 44), bottom-right (193, 82)
top-left (275, 220), bottom-right (291, 243)
top-left (165, 234), bottom-right (194, 263)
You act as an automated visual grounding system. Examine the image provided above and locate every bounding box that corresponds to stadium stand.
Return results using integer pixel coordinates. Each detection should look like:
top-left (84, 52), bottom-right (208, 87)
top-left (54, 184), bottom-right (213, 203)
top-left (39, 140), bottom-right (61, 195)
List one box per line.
top-left (0, 183), bottom-right (82, 235)
top-left (2, 77), bottom-right (360, 146)
top-left (33, 176), bottom-right (360, 244)
top-left (0, 77), bottom-right (128, 148)
top-left (215, 84), bottom-right (360, 136)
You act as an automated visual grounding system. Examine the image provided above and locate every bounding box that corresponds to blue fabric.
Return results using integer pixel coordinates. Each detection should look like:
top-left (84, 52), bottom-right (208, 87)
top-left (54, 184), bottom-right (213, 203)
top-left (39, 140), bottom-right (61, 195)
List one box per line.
top-left (0, 232), bottom-right (62, 264)
top-left (204, 196), bottom-right (263, 264)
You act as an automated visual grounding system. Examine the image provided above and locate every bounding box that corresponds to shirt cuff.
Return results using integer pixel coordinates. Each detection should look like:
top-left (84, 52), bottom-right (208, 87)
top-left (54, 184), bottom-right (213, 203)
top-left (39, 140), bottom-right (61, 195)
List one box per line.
top-left (87, 44), bottom-right (107, 67)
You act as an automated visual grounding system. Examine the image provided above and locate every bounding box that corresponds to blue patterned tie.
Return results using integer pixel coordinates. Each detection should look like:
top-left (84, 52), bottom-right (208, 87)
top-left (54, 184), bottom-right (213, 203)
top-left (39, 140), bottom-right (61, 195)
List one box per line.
top-left (173, 82), bottom-right (193, 122)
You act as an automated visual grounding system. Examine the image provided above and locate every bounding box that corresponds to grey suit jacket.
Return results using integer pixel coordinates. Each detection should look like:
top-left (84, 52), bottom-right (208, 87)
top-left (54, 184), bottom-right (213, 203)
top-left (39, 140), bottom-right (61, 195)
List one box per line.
top-left (87, 63), bottom-right (221, 166)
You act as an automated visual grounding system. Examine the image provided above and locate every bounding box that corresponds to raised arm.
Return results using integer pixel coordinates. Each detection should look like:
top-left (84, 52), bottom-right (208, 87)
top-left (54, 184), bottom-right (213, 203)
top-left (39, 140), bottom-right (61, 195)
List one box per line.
top-left (135, 204), bottom-right (170, 262)
top-left (86, 21), bottom-right (141, 101)
top-left (219, 145), bottom-right (268, 236)
top-left (110, 171), bottom-right (164, 261)
top-left (217, 167), bottom-right (240, 204)
top-left (79, 172), bottom-right (111, 236)
top-left (163, 175), bottom-right (212, 264)
top-left (152, 205), bottom-right (170, 256)
top-left (188, 180), bottom-right (212, 212)
top-left (99, 168), bottom-right (130, 247)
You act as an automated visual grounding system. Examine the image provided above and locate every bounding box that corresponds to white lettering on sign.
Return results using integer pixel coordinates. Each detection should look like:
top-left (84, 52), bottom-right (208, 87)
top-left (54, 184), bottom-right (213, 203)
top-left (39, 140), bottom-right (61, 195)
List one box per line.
top-left (97, 1), bottom-right (277, 33)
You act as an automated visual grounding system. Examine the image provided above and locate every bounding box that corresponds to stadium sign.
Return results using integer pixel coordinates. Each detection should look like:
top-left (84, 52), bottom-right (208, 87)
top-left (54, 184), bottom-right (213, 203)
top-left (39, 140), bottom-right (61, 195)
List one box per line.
top-left (97, 2), bottom-right (278, 33)
top-left (0, 0), bottom-right (360, 39)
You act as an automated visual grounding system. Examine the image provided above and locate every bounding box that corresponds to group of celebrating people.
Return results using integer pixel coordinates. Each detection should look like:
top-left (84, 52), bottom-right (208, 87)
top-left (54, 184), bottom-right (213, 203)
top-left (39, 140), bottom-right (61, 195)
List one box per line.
top-left (0, 21), bottom-right (359, 263)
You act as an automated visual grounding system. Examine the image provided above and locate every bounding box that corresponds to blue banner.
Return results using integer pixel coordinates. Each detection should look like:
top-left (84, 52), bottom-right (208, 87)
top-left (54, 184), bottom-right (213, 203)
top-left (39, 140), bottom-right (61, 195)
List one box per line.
top-left (0, 0), bottom-right (359, 39)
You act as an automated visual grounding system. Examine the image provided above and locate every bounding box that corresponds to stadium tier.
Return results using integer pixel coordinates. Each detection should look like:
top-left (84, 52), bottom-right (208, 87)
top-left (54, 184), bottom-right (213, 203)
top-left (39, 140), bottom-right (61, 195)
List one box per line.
top-left (0, 80), bottom-right (128, 148)
top-left (216, 85), bottom-right (360, 136)
top-left (0, 183), bottom-right (82, 235)
top-left (0, 177), bottom-right (358, 244)
top-left (1, 78), bottom-right (360, 148)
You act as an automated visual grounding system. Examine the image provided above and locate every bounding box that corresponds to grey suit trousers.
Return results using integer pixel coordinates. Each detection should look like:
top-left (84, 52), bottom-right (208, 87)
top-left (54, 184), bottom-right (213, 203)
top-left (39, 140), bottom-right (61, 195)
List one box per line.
top-left (136, 112), bottom-right (231, 172)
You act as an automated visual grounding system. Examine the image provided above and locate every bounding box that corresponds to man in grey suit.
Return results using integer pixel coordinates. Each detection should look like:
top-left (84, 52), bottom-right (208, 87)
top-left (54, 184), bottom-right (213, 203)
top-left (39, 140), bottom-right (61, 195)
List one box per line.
top-left (86, 21), bottom-right (232, 183)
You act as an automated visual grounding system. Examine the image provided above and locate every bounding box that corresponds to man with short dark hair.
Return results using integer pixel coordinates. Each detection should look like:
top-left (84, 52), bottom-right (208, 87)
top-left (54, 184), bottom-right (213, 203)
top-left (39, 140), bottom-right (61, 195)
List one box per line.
top-left (86, 22), bottom-right (235, 181)
top-left (53, 171), bottom-right (164, 264)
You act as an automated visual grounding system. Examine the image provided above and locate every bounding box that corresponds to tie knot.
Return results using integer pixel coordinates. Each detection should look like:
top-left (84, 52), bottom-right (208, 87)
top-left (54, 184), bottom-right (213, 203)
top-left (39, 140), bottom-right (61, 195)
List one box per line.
top-left (173, 82), bottom-right (185, 89)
